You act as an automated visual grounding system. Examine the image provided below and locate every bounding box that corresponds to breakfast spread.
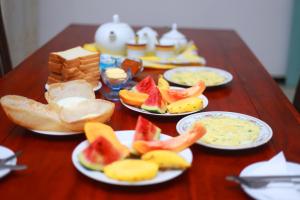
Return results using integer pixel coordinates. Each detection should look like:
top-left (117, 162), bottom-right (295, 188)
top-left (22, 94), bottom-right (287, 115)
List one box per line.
top-left (119, 75), bottom-right (206, 114)
top-left (0, 80), bottom-right (114, 132)
top-left (197, 116), bottom-right (260, 146)
top-left (47, 46), bottom-right (100, 88)
top-left (77, 116), bottom-right (206, 182)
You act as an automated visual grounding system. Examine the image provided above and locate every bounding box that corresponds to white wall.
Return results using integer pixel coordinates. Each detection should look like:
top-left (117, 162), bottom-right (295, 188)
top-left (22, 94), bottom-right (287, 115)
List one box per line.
top-left (38, 0), bottom-right (293, 77)
top-left (1, 0), bottom-right (38, 67)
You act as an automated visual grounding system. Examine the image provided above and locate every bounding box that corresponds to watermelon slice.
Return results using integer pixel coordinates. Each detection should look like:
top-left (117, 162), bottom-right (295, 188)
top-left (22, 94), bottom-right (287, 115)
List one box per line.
top-left (133, 76), bottom-right (156, 95)
top-left (134, 116), bottom-right (161, 142)
top-left (78, 135), bottom-right (129, 171)
top-left (141, 87), bottom-right (167, 114)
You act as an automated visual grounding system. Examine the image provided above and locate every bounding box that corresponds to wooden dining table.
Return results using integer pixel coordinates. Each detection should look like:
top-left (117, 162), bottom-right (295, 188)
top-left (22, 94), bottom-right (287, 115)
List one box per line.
top-left (0, 24), bottom-right (299, 200)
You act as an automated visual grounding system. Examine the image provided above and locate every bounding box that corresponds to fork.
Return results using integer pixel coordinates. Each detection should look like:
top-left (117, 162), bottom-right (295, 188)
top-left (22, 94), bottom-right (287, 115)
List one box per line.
top-left (226, 175), bottom-right (300, 188)
top-left (0, 151), bottom-right (22, 165)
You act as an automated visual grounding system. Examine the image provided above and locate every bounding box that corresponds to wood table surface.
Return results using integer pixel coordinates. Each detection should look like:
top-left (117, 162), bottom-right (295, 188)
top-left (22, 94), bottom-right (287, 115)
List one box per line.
top-left (0, 24), bottom-right (299, 200)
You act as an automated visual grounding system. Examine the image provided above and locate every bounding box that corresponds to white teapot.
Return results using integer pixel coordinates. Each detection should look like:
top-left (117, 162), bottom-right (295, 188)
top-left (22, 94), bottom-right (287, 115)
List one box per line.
top-left (136, 27), bottom-right (158, 54)
top-left (159, 23), bottom-right (188, 53)
top-left (95, 14), bottom-right (135, 55)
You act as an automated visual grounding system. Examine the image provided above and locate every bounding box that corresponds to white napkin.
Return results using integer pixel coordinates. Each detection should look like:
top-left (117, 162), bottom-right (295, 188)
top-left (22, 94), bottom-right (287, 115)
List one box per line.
top-left (243, 152), bottom-right (300, 200)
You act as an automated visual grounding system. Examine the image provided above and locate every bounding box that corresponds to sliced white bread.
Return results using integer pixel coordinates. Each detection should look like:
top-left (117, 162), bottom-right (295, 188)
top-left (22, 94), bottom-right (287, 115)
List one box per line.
top-left (51, 46), bottom-right (99, 62)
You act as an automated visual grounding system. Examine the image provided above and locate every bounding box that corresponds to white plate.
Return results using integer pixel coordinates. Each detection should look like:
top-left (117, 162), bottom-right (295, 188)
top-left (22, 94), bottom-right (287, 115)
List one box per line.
top-left (164, 66), bottom-right (233, 87)
top-left (0, 146), bottom-right (17, 178)
top-left (72, 130), bottom-right (193, 186)
top-left (176, 111), bottom-right (273, 150)
top-left (240, 161), bottom-right (300, 200)
top-left (120, 86), bottom-right (208, 117)
top-left (31, 129), bottom-right (82, 136)
top-left (45, 82), bottom-right (102, 92)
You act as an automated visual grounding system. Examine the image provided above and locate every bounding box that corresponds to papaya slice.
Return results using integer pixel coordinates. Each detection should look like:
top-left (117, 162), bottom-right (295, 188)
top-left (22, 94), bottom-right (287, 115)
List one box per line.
top-left (133, 122), bottom-right (206, 154)
top-left (160, 81), bottom-right (206, 103)
top-left (119, 89), bottom-right (149, 107)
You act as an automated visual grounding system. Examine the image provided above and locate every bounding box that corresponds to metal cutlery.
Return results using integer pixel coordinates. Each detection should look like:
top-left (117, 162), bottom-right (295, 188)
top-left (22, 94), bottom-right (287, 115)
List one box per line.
top-left (226, 175), bottom-right (300, 188)
top-left (0, 151), bottom-right (22, 165)
top-left (0, 164), bottom-right (27, 171)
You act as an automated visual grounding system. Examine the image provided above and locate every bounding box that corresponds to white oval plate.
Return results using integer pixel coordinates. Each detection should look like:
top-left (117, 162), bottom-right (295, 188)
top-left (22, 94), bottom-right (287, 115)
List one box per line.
top-left (176, 111), bottom-right (273, 150)
top-left (120, 86), bottom-right (208, 117)
top-left (45, 82), bottom-right (102, 92)
top-left (30, 129), bottom-right (82, 136)
top-left (72, 130), bottom-right (193, 186)
top-left (164, 66), bottom-right (233, 87)
top-left (0, 146), bottom-right (17, 179)
top-left (240, 161), bottom-right (300, 200)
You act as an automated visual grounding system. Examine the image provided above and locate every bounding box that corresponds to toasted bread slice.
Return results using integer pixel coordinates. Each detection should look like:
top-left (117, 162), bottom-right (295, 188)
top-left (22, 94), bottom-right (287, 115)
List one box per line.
top-left (51, 46), bottom-right (99, 62)
top-left (0, 95), bottom-right (72, 132)
top-left (47, 76), bottom-right (61, 84)
top-left (48, 62), bottom-right (62, 73)
top-left (79, 62), bottom-right (99, 71)
top-left (80, 57), bottom-right (99, 65)
top-left (59, 99), bottom-right (115, 131)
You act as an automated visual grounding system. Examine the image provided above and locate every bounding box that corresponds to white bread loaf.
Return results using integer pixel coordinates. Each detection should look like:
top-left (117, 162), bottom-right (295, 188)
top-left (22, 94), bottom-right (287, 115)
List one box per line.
top-left (59, 99), bottom-right (115, 131)
top-left (0, 95), bottom-right (72, 132)
top-left (45, 80), bottom-right (95, 105)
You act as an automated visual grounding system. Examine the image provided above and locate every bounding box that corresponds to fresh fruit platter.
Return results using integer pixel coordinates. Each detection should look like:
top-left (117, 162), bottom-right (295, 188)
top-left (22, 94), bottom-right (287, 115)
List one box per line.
top-left (119, 75), bottom-right (208, 116)
top-left (72, 116), bottom-right (206, 185)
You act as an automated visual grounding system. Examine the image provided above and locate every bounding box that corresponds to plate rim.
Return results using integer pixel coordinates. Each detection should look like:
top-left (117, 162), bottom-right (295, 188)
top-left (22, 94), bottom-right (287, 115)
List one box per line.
top-left (45, 81), bottom-right (102, 92)
top-left (120, 86), bottom-right (208, 117)
top-left (0, 146), bottom-right (17, 178)
top-left (163, 66), bottom-right (233, 87)
top-left (240, 161), bottom-right (300, 200)
top-left (71, 130), bottom-right (193, 186)
top-left (176, 111), bottom-right (273, 150)
top-left (30, 129), bottom-right (82, 136)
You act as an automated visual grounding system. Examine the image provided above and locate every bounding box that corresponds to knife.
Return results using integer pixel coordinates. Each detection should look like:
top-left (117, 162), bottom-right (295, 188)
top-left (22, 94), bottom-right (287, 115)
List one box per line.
top-left (0, 164), bottom-right (27, 171)
top-left (226, 175), bottom-right (300, 188)
top-left (0, 151), bottom-right (22, 165)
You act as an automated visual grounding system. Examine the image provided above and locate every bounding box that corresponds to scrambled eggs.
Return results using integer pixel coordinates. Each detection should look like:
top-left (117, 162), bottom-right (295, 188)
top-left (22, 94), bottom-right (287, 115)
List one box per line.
top-left (197, 116), bottom-right (260, 146)
top-left (171, 71), bottom-right (225, 86)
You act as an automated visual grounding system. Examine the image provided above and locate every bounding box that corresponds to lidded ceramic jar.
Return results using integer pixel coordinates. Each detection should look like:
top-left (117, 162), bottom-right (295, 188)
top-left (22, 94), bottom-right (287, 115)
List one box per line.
top-left (95, 14), bottom-right (135, 55)
top-left (136, 27), bottom-right (158, 54)
top-left (159, 23), bottom-right (187, 53)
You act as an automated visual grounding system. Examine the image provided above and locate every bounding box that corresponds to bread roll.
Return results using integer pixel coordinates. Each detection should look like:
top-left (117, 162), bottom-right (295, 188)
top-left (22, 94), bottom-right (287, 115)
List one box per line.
top-left (0, 95), bottom-right (72, 132)
top-left (59, 99), bottom-right (115, 131)
top-left (45, 80), bottom-right (95, 105)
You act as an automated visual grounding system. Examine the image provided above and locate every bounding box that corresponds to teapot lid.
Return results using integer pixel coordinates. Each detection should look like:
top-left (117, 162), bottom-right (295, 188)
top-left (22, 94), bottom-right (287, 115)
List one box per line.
top-left (137, 27), bottom-right (158, 37)
top-left (162, 23), bottom-right (186, 39)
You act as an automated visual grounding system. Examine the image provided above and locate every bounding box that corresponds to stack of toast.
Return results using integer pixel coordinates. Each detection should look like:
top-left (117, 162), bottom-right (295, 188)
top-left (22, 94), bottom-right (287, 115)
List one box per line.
top-left (47, 46), bottom-right (100, 88)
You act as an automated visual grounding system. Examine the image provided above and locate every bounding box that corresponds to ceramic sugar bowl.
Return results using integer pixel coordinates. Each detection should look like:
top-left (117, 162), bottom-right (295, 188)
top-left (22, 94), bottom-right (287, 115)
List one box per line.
top-left (95, 14), bottom-right (135, 55)
top-left (159, 23), bottom-right (187, 53)
top-left (136, 27), bottom-right (158, 54)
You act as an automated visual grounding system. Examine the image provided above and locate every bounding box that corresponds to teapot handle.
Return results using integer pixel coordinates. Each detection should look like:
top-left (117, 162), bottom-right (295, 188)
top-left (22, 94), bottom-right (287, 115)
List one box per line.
top-left (109, 31), bottom-right (117, 42)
